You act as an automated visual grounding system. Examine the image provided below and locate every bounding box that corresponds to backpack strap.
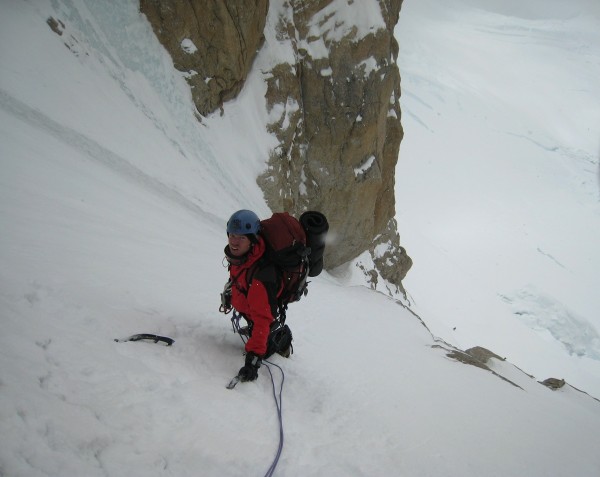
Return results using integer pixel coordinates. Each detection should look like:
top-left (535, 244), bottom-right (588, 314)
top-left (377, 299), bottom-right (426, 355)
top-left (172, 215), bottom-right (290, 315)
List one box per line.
top-left (244, 259), bottom-right (281, 320)
top-left (277, 259), bottom-right (309, 325)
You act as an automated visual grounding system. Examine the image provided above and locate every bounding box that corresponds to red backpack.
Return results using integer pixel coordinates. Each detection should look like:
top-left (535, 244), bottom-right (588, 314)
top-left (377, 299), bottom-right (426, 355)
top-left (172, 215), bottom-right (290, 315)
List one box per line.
top-left (258, 211), bottom-right (329, 320)
top-left (259, 212), bottom-right (311, 314)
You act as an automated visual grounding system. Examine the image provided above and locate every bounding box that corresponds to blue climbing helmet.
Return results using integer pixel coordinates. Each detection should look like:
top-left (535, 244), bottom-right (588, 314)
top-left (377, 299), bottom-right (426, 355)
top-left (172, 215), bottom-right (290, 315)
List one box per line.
top-left (226, 209), bottom-right (261, 237)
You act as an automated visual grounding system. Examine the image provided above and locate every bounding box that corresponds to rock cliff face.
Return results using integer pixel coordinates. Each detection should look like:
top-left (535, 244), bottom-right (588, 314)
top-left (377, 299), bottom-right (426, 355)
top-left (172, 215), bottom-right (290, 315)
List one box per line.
top-left (140, 0), bottom-right (268, 116)
top-left (140, 0), bottom-right (412, 291)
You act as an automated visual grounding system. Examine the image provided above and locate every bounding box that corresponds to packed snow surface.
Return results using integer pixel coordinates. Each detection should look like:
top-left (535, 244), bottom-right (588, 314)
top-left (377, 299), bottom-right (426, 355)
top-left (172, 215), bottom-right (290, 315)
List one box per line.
top-left (1, 1), bottom-right (599, 476)
top-left (396, 0), bottom-right (600, 398)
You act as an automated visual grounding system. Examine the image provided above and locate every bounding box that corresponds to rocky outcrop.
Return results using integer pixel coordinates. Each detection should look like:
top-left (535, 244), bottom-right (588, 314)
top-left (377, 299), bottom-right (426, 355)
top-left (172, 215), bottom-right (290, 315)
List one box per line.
top-left (259, 0), bottom-right (412, 286)
top-left (465, 346), bottom-right (506, 363)
top-left (540, 378), bottom-right (566, 390)
top-left (258, 1), bottom-right (411, 289)
top-left (141, 0), bottom-right (411, 290)
top-left (140, 0), bottom-right (268, 116)
top-left (441, 345), bottom-right (523, 389)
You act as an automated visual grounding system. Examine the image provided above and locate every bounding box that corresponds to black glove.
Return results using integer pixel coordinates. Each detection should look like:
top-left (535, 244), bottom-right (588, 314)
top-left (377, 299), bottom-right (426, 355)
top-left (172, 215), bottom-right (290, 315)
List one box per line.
top-left (238, 352), bottom-right (262, 382)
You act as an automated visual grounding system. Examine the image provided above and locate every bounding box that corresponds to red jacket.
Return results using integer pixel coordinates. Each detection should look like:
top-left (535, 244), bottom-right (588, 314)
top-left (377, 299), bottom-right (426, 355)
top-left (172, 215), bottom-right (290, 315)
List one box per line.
top-left (229, 236), bottom-right (279, 356)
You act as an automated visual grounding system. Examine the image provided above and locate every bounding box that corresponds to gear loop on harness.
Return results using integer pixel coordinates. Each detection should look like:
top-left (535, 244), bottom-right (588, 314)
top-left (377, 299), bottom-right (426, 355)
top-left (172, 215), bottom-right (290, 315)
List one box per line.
top-left (219, 279), bottom-right (233, 314)
top-left (231, 311), bottom-right (242, 334)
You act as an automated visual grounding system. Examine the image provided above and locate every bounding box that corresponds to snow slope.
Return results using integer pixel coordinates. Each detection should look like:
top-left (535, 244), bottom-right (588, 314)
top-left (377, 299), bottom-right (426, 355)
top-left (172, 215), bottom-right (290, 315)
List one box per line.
top-left (1, 1), bottom-right (599, 476)
top-left (396, 0), bottom-right (600, 398)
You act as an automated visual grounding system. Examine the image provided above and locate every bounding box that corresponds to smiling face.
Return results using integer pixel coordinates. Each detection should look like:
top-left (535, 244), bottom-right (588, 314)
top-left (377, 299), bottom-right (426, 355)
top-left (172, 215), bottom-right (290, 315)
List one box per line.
top-left (227, 234), bottom-right (252, 257)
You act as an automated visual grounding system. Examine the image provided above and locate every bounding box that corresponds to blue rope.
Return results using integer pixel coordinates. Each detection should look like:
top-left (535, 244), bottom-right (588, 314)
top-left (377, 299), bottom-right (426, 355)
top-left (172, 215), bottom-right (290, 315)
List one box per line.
top-left (231, 312), bottom-right (286, 476)
top-left (263, 360), bottom-right (285, 477)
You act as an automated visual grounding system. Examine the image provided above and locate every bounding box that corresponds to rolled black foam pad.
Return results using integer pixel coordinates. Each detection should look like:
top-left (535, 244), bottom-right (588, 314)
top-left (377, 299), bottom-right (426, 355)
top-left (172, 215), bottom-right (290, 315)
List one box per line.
top-left (300, 211), bottom-right (329, 276)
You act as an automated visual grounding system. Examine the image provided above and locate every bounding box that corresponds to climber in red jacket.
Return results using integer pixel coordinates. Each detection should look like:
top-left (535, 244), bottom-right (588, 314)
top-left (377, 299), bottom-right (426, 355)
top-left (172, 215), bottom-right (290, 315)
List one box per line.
top-left (223, 209), bottom-right (282, 382)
